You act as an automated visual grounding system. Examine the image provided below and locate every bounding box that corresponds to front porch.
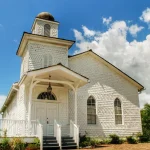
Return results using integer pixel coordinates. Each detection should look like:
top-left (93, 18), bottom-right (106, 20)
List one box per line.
top-left (0, 64), bottom-right (89, 149)
top-left (0, 119), bottom-right (79, 149)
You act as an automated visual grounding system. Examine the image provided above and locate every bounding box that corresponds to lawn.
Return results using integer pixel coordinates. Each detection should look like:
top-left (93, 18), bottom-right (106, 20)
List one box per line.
top-left (81, 143), bottom-right (150, 150)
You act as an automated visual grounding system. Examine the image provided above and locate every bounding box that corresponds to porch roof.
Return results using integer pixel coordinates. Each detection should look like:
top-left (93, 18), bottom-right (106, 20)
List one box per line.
top-left (27, 63), bottom-right (89, 88)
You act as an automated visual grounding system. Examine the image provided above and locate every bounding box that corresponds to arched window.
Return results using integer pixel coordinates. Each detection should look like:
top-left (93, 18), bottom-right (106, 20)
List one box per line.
top-left (44, 24), bottom-right (50, 36)
top-left (114, 98), bottom-right (122, 124)
top-left (87, 96), bottom-right (96, 124)
top-left (37, 92), bottom-right (56, 100)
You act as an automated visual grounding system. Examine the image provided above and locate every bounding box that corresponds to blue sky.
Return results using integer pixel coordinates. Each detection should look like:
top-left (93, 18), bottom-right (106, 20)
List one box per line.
top-left (0, 0), bottom-right (150, 107)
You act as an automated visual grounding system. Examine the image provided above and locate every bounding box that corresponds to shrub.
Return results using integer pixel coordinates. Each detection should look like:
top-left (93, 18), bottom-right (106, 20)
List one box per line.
top-left (0, 138), bottom-right (10, 150)
top-left (26, 144), bottom-right (39, 150)
top-left (33, 138), bottom-right (40, 147)
top-left (100, 138), bottom-right (111, 144)
top-left (90, 138), bottom-right (100, 147)
top-left (126, 136), bottom-right (137, 144)
top-left (109, 134), bottom-right (123, 144)
top-left (11, 137), bottom-right (25, 150)
top-left (79, 135), bottom-right (91, 147)
top-left (136, 133), bottom-right (149, 143)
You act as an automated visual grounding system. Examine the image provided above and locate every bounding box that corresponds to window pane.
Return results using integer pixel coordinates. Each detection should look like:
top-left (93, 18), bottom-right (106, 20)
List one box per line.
top-left (114, 98), bottom-right (122, 124)
top-left (44, 24), bottom-right (50, 36)
top-left (115, 115), bottom-right (122, 124)
top-left (87, 96), bottom-right (96, 124)
top-left (37, 92), bottom-right (56, 100)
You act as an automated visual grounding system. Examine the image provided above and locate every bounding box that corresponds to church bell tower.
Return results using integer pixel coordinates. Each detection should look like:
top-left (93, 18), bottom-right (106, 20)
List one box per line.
top-left (32, 12), bottom-right (59, 38)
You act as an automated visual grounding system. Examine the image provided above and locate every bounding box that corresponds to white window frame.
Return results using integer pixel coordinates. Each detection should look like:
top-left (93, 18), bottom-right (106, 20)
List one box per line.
top-left (87, 96), bottom-right (96, 125)
top-left (114, 98), bottom-right (124, 125)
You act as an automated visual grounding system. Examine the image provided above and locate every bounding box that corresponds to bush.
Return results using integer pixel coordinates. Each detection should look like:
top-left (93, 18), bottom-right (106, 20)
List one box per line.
top-left (11, 137), bottom-right (25, 150)
top-left (136, 133), bottom-right (149, 143)
top-left (109, 134), bottom-right (123, 144)
top-left (79, 135), bottom-right (91, 147)
top-left (26, 144), bottom-right (39, 150)
top-left (0, 138), bottom-right (10, 150)
top-left (33, 138), bottom-right (40, 147)
top-left (126, 136), bottom-right (137, 144)
top-left (90, 138), bottom-right (100, 147)
top-left (100, 138), bottom-right (111, 144)
top-left (79, 133), bottom-right (101, 148)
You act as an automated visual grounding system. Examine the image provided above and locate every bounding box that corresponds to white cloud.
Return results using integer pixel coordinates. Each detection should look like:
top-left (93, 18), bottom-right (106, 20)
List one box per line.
top-left (82, 25), bottom-right (96, 37)
top-left (73, 29), bottom-right (84, 41)
top-left (140, 8), bottom-right (150, 27)
top-left (139, 92), bottom-right (150, 108)
top-left (129, 24), bottom-right (144, 36)
top-left (73, 18), bottom-right (150, 108)
top-left (102, 16), bottom-right (112, 25)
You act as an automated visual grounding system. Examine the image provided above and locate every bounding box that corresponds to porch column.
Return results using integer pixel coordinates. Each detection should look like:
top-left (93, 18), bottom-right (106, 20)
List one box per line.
top-left (74, 89), bottom-right (77, 125)
top-left (74, 81), bottom-right (81, 125)
top-left (28, 82), bottom-right (33, 121)
top-left (28, 78), bottom-right (39, 121)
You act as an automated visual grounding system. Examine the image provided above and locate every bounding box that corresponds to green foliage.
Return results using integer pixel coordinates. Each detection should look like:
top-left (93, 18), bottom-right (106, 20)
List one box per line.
top-left (90, 138), bottom-right (100, 147)
top-left (136, 132), bottom-right (149, 143)
top-left (141, 103), bottom-right (150, 141)
top-left (79, 132), bottom-right (101, 148)
top-left (33, 138), bottom-right (40, 147)
top-left (126, 136), bottom-right (137, 144)
top-left (0, 138), bottom-right (10, 150)
top-left (100, 138), bottom-right (111, 144)
top-left (109, 134), bottom-right (123, 144)
top-left (11, 137), bottom-right (25, 150)
top-left (26, 144), bottom-right (39, 149)
top-left (79, 135), bottom-right (91, 147)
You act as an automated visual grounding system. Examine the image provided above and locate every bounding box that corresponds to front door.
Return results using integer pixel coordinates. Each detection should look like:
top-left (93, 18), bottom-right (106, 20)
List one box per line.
top-left (46, 103), bottom-right (58, 136)
top-left (35, 102), bottom-right (58, 136)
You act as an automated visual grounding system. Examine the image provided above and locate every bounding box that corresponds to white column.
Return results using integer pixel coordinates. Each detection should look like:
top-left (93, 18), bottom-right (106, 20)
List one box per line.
top-left (74, 89), bottom-right (77, 125)
top-left (28, 84), bottom-right (33, 121)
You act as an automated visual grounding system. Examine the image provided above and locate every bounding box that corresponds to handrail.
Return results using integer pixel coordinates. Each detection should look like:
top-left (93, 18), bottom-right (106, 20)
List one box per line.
top-left (37, 120), bottom-right (43, 150)
top-left (54, 120), bottom-right (62, 149)
top-left (70, 120), bottom-right (79, 148)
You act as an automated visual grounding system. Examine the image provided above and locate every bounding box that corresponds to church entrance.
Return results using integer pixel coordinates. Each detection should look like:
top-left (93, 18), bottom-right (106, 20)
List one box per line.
top-left (35, 102), bottom-right (58, 136)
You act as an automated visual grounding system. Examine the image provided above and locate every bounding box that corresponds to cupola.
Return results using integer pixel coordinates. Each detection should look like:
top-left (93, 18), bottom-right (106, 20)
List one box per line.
top-left (32, 12), bottom-right (59, 37)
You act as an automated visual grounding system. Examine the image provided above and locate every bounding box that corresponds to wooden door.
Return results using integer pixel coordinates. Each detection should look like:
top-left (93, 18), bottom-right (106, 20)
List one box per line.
top-left (35, 103), bottom-right (47, 136)
top-left (46, 103), bottom-right (58, 136)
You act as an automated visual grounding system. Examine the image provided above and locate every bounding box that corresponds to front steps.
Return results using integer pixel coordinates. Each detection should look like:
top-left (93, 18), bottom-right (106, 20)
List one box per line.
top-left (43, 136), bottom-right (77, 149)
top-left (43, 136), bottom-right (59, 150)
top-left (62, 137), bottom-right (77, 149)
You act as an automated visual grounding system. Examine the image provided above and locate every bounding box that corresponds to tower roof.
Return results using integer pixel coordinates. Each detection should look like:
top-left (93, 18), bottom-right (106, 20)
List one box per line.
top-left (36, 12), bottom-right (55, 21)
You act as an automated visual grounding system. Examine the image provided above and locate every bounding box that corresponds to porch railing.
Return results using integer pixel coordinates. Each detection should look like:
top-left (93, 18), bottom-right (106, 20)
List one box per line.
top-left (70, 120), bottom-right (79, 148)
top-left (0, 119), bottom-right (38, 137)
top-left (54, 120), bottom-right (61, 149)
top-left (37, 120), bottom-right (43, 150)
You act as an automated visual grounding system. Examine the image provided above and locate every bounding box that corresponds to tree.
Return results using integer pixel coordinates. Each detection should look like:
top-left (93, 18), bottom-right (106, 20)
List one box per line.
top-left (141, 103), bottom-right (150, 140)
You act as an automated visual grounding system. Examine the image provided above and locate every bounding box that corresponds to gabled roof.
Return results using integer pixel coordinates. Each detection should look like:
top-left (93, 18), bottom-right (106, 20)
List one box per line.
top-left (69, 50), bottom-right (144, 92)
top-left (27, 63), bottom-right (89, 83)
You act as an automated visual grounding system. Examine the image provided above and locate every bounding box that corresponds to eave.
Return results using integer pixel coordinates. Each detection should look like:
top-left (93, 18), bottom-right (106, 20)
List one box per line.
top-left (16, 32), bottom-right (75, 57)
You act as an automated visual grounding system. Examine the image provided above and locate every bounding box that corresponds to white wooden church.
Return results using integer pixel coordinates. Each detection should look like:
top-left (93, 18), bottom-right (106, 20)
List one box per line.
top-left (0, 12), bottom-right (144, 149)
